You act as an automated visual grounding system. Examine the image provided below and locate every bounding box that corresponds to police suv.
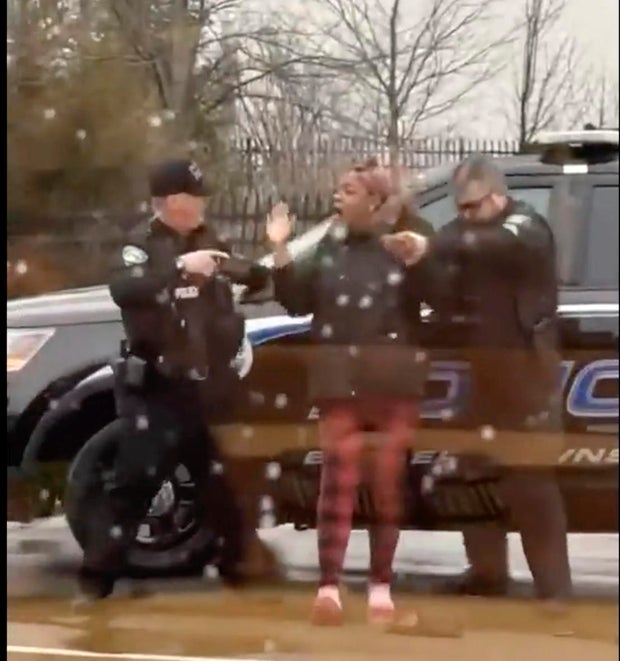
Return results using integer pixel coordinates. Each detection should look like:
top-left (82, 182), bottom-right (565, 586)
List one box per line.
top-left (7, 130), bottom-right (618, 575)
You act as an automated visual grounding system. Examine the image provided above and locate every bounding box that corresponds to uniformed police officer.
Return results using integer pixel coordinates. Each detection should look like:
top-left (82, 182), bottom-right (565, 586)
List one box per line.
top-left (383, 154), bottom-right (572, 603)
top-left (77, 159), bottom-right (271, 599)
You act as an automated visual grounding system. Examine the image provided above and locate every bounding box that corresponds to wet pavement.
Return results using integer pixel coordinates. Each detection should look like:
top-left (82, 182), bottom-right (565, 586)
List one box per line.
top-left (7, 520), bottom-right (620, 661)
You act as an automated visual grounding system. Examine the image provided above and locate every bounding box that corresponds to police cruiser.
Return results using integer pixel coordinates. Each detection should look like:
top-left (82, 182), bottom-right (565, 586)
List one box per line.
top-left (7, 129), bottom-right (618, 575)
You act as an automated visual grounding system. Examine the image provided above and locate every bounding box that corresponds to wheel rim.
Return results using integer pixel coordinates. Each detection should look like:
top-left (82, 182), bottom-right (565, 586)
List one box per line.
top-left (134, 463), bottom-right (201, 550)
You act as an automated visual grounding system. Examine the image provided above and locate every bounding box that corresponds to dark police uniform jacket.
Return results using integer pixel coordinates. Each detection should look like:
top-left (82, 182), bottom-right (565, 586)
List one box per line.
top-left (427, 199), bottom-right (560, 427)
top-left (109, 218), bottom-right (269, 384)
top-left (272, 219), bottom-right (437, 402)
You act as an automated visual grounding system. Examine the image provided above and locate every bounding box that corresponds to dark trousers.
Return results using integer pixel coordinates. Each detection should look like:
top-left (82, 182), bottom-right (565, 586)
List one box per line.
top-left (316, 397), bottom-right (417, 587)
top-left (460, 350), bottom-right (572, 599)
top-left (462, 469), bottom-right (572, 599)
top-left (80, 375), bottom-right (245, 578)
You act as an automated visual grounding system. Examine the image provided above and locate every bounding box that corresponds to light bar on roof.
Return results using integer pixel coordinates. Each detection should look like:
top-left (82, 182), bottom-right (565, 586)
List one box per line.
top-left (532, 130), bottom-right (619, 148)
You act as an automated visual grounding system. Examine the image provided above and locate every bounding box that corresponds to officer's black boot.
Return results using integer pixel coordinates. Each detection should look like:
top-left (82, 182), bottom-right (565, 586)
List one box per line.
top-left (441, 524), bottom-right (509, 596)
top-left (76, 566), bottom-right (117, 603)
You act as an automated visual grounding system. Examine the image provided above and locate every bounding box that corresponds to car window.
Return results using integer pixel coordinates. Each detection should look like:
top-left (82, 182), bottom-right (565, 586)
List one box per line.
top-left (420, 187), bottom-right (552, 230)
top-left (419, 195), bottom-right (455, 229)
top-left (582, 186), bottom-right (619, 288)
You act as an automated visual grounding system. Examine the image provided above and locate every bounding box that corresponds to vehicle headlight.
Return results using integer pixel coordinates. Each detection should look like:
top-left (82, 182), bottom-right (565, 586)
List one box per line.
top-left (7, 328), bottom-right (55, 373)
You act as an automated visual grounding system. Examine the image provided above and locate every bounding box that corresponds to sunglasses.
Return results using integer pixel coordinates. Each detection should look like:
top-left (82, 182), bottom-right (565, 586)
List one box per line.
top-left (456, 193), bottom-right (491, 214)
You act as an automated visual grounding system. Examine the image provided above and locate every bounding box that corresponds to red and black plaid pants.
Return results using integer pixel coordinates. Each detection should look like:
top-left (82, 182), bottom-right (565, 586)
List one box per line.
top-left (316, 397), bottom-right (417, 587)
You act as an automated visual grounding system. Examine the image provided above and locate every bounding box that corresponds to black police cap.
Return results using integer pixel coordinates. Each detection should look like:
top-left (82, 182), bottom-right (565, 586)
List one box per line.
top-left (148, 159), bottom-right (212, 197)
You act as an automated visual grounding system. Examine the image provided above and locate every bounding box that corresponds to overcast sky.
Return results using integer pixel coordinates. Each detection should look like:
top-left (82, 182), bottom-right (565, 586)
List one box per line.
top-left (563, 0), bottom-right (618, 79)
top-left (247, 0), bottom-right (619, 140)
top-left (424, 0), bottom-right (619, 137)
top-left (460, 0), bottom-right (619, 137)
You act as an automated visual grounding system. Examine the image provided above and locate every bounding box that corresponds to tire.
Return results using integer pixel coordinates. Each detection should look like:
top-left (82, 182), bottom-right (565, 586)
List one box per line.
top-left (64, 419), bottom-right (218, 577)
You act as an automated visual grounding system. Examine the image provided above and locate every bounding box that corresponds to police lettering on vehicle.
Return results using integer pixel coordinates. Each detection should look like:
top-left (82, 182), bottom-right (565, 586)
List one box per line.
top-left (244, 311), bottom-right (619, 422)
top-left (563, 359), bottom-right (619, 418)
top-left (408, 358), bottom-right (618, 421)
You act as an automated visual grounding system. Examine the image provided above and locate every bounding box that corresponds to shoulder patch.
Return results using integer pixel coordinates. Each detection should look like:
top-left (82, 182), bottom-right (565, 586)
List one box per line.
top-left (505, 214), bottom-right (530, 226)
top-left (122, 245), bottom-right (149, 266)
top-left (503, 213), bottom-right (531, 237)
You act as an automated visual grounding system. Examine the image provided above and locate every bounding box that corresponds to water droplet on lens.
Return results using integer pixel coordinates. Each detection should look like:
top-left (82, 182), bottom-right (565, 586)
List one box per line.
top-left (359, 295), bottom-right (373, 309)
top-left (336, 293), bottom-right (350, 306)
top-left (387, 270), bottom-right (403, 285)
top-left (109, 525), bottom-right (123, 539)
top-left (131, 266), bottom-right (145, 278)
top-left (43, 108), bottom-right (56, 120)
top-left (249, 390), bottom-right (265, 406)
top-left (148, 114), bottom-right (162, 128)
top-left (463, 230), bottom-right (476, 246)
top-left (421, 475), bottom-right (434, 494)
top-left (480, 425), bottom-right (496, 442)
top-left (75, 129), bottom-right (87, 140)
top-left (155, 290), bottom-right (169, 304)
top-left (332, 224), bottom-right (347, 240)
top-left (136, 415), bottom-right (149, 430)
top-left (274, 393), bottom-right (288, 409)
top-left (15, 260), bottom-right (28, 275)
top-left (265, 462), bottom-right (281, 480)
top-left (320, 324), bottom-right (333, 338)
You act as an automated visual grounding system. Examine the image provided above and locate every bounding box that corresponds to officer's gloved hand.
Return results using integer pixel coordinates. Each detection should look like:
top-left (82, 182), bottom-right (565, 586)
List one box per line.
top-left (180, 250), bottom-right (229, 277)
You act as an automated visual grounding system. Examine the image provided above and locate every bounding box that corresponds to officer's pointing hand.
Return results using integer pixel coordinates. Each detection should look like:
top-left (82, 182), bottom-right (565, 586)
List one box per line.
top-left (266, 202), bottom-right (294, 246)
top-left (381, 231), bottom-right (429, 266)
top-left (180, 250), bottom-right (229, 277)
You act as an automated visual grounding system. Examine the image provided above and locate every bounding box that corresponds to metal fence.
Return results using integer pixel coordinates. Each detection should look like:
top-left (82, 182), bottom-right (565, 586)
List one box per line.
top-left (229, 135), bottom-right (520, 194)
top-left (7, 136), bottom-right (521, 297)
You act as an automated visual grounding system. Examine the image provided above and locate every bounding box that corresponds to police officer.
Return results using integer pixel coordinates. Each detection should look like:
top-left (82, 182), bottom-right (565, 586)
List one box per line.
top-left (383, 154), bottom-right (572, 603)
top-left (77, 159), bottom-right (271, 599)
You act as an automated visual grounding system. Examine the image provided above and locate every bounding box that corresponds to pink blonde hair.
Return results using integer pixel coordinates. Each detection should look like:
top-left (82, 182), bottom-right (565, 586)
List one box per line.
top-left (350, 158), bottom-right (409, 225)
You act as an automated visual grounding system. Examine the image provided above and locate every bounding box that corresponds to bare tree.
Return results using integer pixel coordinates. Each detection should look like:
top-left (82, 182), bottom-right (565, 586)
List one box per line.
top-left (287, 0), bottom-right (510, 160)
top-left (105, 0), bottom-right (318, 146)
top-left (232, 38), bottom-right (358, 195)
top-left (509, 0), bottom-right (591, 148)
top-left (592, 71), bottom-right (619, 129)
